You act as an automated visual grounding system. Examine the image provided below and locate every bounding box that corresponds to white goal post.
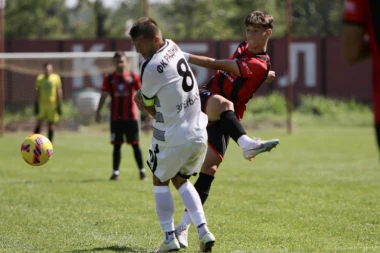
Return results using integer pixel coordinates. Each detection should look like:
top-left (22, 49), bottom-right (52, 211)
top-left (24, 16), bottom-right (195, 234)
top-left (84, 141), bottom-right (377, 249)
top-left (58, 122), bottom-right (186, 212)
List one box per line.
top-left (0, 51), bottom-right (141, 135)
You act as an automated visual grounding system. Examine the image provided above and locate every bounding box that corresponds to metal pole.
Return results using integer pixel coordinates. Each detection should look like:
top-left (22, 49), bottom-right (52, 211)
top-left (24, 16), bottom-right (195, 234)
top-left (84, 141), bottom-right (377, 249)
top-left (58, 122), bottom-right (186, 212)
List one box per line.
top-left (144, 0), bottom-right (149, 17)
top-left (0, 0), bottom-right (5, 137)
top-left (286, 0), bottom-right (293, 134)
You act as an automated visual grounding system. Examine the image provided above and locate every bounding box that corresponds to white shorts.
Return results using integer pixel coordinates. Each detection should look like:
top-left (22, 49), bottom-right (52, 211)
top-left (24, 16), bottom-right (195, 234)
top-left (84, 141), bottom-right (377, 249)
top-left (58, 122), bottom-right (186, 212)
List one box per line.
top-left (147, 135), bottom-right (207, 182)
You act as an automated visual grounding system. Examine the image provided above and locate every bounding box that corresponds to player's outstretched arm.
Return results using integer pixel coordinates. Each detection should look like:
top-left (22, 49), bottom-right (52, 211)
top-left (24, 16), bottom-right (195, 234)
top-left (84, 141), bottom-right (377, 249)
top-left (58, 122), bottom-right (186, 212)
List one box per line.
top-left (184, 53), bottom-right (241, 77)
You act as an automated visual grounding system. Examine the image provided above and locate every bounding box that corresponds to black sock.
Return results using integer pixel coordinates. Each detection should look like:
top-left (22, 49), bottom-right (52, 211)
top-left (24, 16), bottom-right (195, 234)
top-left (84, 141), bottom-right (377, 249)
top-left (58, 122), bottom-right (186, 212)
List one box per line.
top-left (48, 129), bottom-right (54, 143)
top-left (113, 144), bottom-right (121, 172)
top-left (375, 123), bottom-right (380, 152)
top-left (34, 126), bottom-right (40, 134)
top-left (220, 110), bottom-right (246, 143)
top-left (132, 144), bottom-right (144, 170)
top-left (194, 172), bottom-right (215, 205)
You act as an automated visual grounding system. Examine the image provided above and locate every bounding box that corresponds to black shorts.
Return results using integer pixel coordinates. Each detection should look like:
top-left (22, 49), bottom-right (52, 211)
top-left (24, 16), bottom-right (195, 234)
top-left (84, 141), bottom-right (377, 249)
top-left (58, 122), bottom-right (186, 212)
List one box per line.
top-left (199, 88), bottom-right (213, 114)
top-left (199, 88), bottom-right (230, 159)
top-left (110, 120), bottom-right (139, 144)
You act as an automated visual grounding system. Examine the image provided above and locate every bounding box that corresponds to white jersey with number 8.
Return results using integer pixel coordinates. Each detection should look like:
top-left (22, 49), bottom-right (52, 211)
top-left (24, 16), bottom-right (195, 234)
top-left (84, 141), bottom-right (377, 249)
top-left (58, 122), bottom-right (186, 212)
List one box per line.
top-left (141, 39), bottom-right (208, 147)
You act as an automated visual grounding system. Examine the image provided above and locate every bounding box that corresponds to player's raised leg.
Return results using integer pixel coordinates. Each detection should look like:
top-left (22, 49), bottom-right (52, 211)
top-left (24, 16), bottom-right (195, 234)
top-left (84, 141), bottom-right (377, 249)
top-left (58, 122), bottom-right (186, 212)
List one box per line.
top-left (204, 92), bottom-right (279, 161)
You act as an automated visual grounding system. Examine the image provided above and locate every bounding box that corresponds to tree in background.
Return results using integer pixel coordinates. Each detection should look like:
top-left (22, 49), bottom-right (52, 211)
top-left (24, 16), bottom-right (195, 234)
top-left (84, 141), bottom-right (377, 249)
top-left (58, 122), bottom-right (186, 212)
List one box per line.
top-left (5, 0), bottom-right (70, 39)
top-left (3, 0), bottom-right (345, 40)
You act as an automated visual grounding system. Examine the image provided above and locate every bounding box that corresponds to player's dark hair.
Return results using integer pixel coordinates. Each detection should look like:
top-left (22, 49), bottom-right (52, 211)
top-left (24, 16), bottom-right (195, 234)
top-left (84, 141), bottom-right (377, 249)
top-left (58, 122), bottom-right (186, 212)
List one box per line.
top-left (113, 51), bottom-right (125, 59)
top-left (43, 62), bottom-right (52, 69)
top-left (245, 11), bottom-right (274, 29)
top-left (129, 17), bottom-right (160, 40)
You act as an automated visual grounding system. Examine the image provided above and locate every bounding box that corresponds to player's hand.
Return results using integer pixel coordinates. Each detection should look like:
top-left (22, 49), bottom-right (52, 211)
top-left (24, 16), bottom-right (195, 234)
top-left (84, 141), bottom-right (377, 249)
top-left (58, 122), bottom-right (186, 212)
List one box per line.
top-left (34, 101), bottom-right (39, 115)
top-left (134, 90), bottom-right (145, 111)
top-left (56, 104), bottom-right (62, 115)
top-left (265, 70), bottom-right (276, 83)
top-left (95, 111), bottom-right (101, 123)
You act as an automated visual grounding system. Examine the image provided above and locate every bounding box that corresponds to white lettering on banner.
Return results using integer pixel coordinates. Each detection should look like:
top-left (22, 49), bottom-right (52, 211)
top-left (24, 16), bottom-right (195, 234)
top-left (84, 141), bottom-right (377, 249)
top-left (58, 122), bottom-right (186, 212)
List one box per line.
top-left (178, 43), bottom-right (209, 86)
top-left (72, 44), bottom-right (105, 88)
top-left (278, 42), bottom-right (317, 87)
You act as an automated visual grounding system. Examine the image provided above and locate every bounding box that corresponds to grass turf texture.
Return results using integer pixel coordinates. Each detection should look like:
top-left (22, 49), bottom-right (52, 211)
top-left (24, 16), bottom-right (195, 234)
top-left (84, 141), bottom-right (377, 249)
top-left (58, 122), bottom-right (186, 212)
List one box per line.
top-left (1, 127), bottom-right (380, 252)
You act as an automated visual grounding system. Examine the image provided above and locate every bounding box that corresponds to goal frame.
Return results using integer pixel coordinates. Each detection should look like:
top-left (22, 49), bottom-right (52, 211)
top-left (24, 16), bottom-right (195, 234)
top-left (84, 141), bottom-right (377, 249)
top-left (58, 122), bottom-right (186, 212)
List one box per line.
top-left (0, 51), bottom-right (140, 136)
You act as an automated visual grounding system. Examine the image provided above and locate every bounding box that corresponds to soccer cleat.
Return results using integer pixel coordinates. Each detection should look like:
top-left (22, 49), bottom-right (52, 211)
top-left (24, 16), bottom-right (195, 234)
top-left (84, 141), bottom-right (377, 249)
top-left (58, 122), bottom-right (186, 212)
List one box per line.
top-left (139, 170), bottom-right (148, 181)
top-left (175, 223), bottom-right (190, 248)
top-left (155, 238), bottom-right (180, 252)
top-left (199, 231), bottom-right (215, 252)
top-left (243, 138), bottom-right (279, 161)
top-left (109, 174), bottom-right (119, 180)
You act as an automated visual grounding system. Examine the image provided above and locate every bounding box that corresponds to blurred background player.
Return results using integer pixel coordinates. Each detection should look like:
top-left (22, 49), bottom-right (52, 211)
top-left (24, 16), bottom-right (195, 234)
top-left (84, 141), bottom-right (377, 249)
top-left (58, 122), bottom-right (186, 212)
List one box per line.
top-left (130, 17), bottom-right (215, 252)
top-left (342, 0), bottom-right (380, 156)
top-left (34, 62), bottom-right (63, 143)
top-left (96, 51), bottom-right (147, 181)
top-left (175, 11), bottom-right (279, 248)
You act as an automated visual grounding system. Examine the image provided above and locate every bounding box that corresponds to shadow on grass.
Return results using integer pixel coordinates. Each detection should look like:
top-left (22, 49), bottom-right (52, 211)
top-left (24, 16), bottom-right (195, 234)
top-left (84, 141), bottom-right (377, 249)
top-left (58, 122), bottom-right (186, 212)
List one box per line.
top-left (7, 178), bottom-right (107, 184)
top-left (69, 245), bottom-right (149, 252)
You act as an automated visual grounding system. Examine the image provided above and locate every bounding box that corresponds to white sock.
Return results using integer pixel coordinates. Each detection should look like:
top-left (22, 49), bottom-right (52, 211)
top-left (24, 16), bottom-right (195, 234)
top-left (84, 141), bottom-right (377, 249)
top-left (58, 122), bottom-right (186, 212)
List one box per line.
top-left (113, 170), bottom-right (120, 175)
top-left (178, 181), bottom-right (206, 227)
top-left (237, 135), bottom-right (253, 149)
top-left (154, 186), bottom-right (175, 234)
top-left (179, 211), bottom-right (192, 227)
top-left (197, 223), bottom-right (210, 239)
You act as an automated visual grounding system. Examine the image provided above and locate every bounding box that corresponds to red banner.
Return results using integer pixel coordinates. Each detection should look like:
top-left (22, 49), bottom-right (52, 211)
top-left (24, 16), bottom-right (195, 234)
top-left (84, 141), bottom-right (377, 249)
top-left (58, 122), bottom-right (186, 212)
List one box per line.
top-left (4, 37), bottom-right (373, 104)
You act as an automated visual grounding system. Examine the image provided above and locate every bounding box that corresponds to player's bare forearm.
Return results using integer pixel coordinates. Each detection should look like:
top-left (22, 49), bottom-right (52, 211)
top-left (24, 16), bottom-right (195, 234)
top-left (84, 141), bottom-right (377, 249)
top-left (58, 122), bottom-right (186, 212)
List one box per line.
top-left (96, 93), bottom-right (108, 112)
top-left (265, 70), bottom-right (276, 83)
top-left (134, 90), bottom-right (146, 111)
top-left (57, 88), bottom-right (63, 104)
top-left (188, 54), bottom-right (241, 77)
top-left (144, 105), bottom-right (156, 117)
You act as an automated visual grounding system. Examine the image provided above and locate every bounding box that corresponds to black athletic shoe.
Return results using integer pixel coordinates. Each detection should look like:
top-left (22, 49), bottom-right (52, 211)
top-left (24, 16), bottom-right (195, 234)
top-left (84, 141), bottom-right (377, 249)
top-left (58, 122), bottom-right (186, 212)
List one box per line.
top-left (139, 170), bottom-right (148, 181)
top-left (110, 174), bottom-right (119, 180)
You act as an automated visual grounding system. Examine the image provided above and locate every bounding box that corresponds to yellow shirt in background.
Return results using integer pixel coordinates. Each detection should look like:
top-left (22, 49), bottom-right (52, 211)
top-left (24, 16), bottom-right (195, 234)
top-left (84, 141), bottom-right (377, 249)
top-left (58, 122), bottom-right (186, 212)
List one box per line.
top-left (36, 73), bottom-right (62, 104)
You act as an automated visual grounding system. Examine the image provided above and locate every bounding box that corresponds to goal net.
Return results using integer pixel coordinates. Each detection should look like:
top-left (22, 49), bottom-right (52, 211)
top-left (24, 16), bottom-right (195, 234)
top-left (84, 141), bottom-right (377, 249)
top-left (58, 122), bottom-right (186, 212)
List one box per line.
top-left (0, 51), bottom-right (141, 135)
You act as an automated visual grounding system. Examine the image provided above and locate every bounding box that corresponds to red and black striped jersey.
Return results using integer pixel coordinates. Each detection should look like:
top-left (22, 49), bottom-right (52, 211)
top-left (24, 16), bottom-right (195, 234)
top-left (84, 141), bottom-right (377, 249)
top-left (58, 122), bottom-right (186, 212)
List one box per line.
top-left (101, 71), bottom-right (141, 121)
top-left (203, 41), bottom-right (271, 120)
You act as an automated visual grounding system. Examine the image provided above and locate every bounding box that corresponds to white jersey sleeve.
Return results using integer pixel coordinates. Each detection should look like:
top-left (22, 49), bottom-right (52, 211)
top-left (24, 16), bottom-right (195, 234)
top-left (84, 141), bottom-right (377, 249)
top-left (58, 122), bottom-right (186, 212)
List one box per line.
top-left (140, 67), bottom-right (159, 100)
top-left (140, 39), bottom-right (208, 147)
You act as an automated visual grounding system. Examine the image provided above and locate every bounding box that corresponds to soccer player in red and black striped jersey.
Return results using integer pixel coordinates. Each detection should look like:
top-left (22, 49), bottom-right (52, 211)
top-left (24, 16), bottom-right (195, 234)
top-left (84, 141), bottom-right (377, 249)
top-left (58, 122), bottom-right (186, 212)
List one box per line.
top-left (342, 0), bottom-right (380, 156)
top-left (96, 51), bottom-right (147, 181)
top-left (175, 11), bottom-right (279, 248)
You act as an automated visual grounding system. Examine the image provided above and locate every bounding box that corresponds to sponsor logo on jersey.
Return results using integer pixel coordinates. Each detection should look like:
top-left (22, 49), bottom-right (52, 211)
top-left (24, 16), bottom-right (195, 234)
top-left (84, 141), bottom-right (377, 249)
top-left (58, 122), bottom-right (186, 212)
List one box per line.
top-left (242, 61), bottom-right (253, 75)
top-left (176, 92), bottom-right (199, 113)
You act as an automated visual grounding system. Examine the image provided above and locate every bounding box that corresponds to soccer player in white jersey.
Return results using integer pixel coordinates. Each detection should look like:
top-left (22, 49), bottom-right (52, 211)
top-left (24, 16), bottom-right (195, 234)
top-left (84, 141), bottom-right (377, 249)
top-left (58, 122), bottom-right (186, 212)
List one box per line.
top-left (129, 17), bottom-right (215, 252)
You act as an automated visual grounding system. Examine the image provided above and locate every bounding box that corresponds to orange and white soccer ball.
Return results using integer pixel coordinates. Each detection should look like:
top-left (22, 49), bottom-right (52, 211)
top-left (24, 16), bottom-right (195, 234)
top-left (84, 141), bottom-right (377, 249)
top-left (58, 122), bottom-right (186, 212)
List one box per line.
top-left (21, 134), bottom-right (53, 166)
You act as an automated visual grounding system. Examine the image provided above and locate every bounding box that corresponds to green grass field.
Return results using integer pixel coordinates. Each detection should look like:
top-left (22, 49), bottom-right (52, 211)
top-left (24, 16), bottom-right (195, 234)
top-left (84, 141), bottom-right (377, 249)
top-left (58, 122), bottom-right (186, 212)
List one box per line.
top-left (1, 126), bottom-right (380, 253)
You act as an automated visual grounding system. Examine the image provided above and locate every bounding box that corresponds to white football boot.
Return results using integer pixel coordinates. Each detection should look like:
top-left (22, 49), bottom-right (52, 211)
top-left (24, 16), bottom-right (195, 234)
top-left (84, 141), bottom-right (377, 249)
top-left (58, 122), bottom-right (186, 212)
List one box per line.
top-left (175, 223), bottom-right (190, 248)
top-left (199, 231), bottom-right (216, 252)
top-left (243, 138), bottom-right (279, 161)
top-left (155, 238), bottom-right (180, 252)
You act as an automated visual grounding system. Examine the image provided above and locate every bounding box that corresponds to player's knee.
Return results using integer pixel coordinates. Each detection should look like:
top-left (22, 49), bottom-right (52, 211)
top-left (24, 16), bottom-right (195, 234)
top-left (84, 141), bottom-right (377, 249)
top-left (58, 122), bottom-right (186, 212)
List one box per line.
top-left (207, 95), bottom-right (234, 121)
top-left (153, 174), bottom-right (169, 186)
top-left (200, 164), bottom-right (218, 176)
top-left (220, 99), bottom-right (234, 113)
top-left (171, 176), bottom-right (187, 190)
